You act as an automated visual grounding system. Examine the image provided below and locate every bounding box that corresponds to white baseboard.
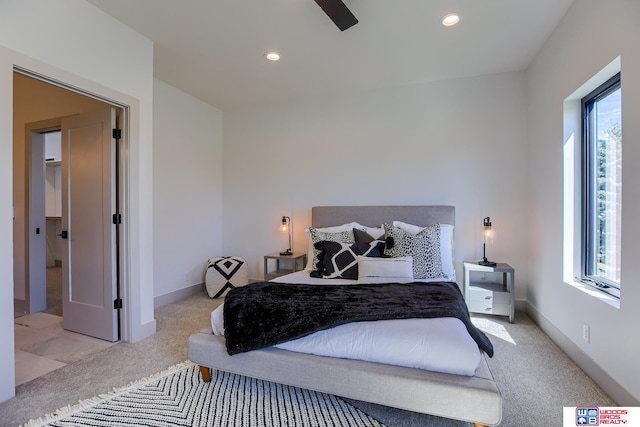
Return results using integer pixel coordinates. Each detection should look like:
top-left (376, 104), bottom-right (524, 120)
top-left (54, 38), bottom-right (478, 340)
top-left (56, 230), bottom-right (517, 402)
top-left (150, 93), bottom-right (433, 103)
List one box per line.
top-left (527, 303), bottom-right (639, 406)
top-left (154, 282), bottom-right (204, 309)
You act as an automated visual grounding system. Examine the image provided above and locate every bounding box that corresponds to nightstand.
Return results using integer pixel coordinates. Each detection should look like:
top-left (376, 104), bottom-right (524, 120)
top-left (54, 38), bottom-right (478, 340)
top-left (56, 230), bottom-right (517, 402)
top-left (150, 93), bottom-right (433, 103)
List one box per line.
top-left (463, 261), bottom-right (515, 323)
top-left (264, 252), bottom-right (307, 281)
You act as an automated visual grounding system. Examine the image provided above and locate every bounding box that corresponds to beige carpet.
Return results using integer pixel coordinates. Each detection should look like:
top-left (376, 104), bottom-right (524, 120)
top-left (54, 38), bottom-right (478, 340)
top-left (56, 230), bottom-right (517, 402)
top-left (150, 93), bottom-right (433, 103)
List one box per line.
top-left (2, 289), bottom-right (615, 427)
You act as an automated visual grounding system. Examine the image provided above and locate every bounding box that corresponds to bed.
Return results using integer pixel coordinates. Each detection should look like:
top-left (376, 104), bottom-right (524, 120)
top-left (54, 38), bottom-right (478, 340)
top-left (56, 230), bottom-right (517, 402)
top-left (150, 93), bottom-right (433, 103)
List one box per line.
top-left (187, 205), bottom-right (502, 426)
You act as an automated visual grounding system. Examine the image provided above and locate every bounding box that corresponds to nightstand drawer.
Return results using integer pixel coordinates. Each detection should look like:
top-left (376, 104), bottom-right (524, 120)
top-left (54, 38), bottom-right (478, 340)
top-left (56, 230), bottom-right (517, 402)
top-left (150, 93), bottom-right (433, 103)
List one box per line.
top-left (468, 299), bottom-right (511, 316)
top-left (468, 286), bottom-right (510, 304)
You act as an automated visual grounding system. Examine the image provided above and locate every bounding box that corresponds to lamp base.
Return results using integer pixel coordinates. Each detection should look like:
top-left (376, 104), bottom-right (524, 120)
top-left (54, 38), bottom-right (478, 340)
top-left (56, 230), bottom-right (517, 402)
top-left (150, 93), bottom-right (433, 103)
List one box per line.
top-left (279, 250), bottom-right (292, 256)
top-left (478, 259), bottom-right (497, 267)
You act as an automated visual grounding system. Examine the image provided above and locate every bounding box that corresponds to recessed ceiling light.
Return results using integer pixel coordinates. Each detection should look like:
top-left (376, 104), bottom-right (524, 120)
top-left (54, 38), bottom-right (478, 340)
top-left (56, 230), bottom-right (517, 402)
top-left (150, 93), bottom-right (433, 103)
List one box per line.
top-left (265, 51), bottom-right (280, 61)
top-left (442, 13), bottom-right (460, 26)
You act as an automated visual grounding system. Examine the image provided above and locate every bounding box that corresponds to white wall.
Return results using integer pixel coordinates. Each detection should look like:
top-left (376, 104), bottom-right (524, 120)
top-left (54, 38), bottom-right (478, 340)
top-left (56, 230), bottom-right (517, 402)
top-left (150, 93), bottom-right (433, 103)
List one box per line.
top-left (153, 79), bottom-right (223, 300)
top-left (526, 0), bottom-right (640, 404)
top-left (222, 72), bottom-right (529, 293)
top-left (0, 0), bottom-right (155, 402)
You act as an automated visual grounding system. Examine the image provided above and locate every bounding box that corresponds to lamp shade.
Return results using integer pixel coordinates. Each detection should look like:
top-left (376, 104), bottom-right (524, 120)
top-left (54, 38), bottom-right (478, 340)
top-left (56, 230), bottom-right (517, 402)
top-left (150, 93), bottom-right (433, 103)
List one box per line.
top-left (479, 216), bottom-right (496, 266)
top-left (280, 216), bottom-right (292, 256)
top-left (483, 217), bottom-right (493, 242)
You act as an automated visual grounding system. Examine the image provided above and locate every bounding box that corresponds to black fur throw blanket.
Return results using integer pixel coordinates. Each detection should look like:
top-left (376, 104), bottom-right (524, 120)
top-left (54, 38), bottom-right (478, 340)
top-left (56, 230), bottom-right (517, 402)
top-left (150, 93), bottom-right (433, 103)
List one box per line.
top-left (223, 281), bottom-right (494, 357)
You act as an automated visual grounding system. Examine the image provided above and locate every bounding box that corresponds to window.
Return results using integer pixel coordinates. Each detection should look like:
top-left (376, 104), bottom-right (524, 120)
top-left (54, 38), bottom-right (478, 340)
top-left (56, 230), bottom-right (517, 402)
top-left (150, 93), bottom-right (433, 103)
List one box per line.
top-left (581, 73), bottom-right (621, 297)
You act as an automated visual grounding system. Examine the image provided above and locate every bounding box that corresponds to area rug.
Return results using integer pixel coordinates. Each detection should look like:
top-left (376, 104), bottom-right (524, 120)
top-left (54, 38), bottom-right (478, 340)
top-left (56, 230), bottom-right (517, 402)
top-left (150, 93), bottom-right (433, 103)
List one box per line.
top-left (22, 361), bottom-right (386, 427)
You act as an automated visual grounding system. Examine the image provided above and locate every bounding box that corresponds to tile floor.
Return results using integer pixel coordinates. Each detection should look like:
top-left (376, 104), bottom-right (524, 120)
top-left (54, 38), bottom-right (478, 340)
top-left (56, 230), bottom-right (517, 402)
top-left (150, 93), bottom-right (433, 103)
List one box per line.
top-left (14, 312), bottom-right (116, 386)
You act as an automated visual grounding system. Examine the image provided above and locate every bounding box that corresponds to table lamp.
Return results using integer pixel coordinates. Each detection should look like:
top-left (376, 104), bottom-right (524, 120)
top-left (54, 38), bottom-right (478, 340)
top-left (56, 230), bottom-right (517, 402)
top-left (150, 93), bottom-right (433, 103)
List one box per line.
top-left (280, 216), bottom-right (292, 256)
top-left (478, 216), bottom-right (496, 267)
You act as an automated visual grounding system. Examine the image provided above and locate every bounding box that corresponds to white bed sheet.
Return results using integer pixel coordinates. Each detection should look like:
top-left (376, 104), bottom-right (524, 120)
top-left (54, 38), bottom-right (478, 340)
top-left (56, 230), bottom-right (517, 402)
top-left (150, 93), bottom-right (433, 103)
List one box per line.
top-left (211, 271), bottom-right (482, 376)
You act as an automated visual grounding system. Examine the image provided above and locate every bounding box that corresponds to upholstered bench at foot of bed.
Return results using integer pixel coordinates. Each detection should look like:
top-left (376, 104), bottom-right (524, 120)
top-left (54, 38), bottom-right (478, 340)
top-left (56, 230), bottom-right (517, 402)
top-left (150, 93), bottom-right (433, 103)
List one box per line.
top-left (187, 329), bottom-right (502, 426)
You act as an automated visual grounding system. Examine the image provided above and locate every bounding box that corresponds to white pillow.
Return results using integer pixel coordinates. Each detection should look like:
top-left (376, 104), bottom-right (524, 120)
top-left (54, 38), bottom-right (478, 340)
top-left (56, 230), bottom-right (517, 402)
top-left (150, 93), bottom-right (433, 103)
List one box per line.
top-left (392, 220), bottom-right (423, 235)
top-left (392, 221), bottom-right (455, 281)
top-left (357, 256), bottom-right (414, 279)
top-left (304, 222), bottom-right (358, 270)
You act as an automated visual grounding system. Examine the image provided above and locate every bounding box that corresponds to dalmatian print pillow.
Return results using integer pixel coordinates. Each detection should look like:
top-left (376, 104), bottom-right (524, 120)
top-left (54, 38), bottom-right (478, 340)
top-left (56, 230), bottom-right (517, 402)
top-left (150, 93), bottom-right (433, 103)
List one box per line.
top-left (383, 223), bottom-right (445, 279)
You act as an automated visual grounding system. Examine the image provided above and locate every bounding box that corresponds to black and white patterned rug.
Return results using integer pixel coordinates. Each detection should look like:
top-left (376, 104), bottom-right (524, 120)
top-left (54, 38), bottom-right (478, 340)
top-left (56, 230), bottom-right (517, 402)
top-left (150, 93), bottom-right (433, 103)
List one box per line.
top-left (23, 361), bottom-right (386, 427)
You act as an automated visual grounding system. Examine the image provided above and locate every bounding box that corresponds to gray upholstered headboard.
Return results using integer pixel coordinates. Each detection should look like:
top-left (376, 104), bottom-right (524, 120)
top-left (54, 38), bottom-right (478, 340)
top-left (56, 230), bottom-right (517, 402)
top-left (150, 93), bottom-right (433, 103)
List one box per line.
top-left (311, 206), bottom-right (454, 228)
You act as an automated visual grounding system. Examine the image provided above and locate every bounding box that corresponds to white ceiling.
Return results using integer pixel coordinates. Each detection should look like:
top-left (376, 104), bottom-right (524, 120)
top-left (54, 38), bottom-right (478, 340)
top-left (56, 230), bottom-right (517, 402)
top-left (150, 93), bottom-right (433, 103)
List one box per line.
top-left (87, 0), bottom-right (574, 111)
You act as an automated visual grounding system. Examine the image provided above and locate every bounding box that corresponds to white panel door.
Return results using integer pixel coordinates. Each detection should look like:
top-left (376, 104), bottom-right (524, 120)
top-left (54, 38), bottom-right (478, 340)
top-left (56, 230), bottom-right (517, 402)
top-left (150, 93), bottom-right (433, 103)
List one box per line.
top-left (61, 108), bottom-right (118, 342)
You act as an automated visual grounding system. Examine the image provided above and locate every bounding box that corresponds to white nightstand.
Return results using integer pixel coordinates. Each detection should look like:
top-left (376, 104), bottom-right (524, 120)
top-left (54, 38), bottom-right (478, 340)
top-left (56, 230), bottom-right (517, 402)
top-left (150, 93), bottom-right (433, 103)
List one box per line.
top-left (463, 261), bottom-right (514, 323)
top-left (264, 253), bottom-right (307, 281)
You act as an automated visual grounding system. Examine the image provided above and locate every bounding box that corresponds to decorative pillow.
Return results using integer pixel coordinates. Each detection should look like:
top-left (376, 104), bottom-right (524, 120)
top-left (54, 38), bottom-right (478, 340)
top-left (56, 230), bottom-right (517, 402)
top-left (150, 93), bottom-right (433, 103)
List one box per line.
top-left (353, 223), bottom-right (385, 240)
top-left (357, 256), bottom-right (413, 279)
top-left (353, 228), bottom-right (375, 243)
top-left (308, 228), bottom-right (356, 273)
top-left (393, 221), bottom-right (455, 281)
top-left (304, 223), bottom-right (358, 270)
top-left (316, 240), bottom-right (385, 279)
top-left (383, 223), bottom-right (445, 279)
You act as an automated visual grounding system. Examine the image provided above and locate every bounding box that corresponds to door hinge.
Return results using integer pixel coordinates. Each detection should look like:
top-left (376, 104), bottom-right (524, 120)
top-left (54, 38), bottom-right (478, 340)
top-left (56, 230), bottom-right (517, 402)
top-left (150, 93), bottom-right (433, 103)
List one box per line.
top-left (114, 298), bottom-right (123, 309)
top-left (112, 128), bottom-right (122, 140)
top-left (112, 213), bottom-right (122, 225)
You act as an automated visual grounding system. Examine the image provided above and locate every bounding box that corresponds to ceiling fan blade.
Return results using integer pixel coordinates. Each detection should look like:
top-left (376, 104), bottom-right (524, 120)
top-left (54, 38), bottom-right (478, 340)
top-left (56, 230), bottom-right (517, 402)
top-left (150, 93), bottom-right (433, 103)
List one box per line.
top-left (313, 0), bottom-right (358, 31)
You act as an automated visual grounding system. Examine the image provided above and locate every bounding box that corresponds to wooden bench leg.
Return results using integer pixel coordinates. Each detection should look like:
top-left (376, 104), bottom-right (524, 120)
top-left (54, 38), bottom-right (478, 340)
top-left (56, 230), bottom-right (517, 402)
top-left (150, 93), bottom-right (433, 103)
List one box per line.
top-left (199, 365), bottom-right (212, 383)
top-left (473, 423), bottom-right (488, 427)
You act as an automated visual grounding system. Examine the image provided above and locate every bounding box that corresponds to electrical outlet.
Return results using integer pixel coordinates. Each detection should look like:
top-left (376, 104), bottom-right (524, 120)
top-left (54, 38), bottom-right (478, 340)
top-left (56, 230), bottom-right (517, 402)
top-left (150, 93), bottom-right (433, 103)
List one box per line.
top-left (183, 271), bottom-right (190, 284)
top-left (582, 324), bottom-right (590, 343)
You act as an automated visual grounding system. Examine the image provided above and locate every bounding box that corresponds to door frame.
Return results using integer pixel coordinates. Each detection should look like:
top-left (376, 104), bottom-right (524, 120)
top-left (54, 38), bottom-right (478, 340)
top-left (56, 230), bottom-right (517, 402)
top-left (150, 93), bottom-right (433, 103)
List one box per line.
top-left (16, 68), bottom-right (131, 342)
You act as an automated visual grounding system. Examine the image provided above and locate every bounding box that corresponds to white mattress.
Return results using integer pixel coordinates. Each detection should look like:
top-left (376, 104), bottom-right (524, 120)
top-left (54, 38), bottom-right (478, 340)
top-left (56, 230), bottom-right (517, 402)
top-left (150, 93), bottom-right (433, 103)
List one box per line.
top-left (212, 271), bottom-right (482, 376)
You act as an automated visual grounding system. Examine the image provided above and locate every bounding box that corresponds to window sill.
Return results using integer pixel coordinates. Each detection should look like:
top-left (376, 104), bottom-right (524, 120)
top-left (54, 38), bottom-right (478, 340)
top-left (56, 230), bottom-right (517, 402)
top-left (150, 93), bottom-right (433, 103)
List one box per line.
top-left (564, 279), bottom-right (620, 309)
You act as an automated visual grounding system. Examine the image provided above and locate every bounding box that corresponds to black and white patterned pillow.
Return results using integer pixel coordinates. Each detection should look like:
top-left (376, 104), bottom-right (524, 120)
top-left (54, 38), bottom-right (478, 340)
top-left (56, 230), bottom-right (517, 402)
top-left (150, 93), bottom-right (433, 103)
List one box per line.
top-left (383, 223), bottom-right (445, 279)
top-left (308, 228), bottom-right (355, 273)
top-left (316, 240), bottom-right (385, 279)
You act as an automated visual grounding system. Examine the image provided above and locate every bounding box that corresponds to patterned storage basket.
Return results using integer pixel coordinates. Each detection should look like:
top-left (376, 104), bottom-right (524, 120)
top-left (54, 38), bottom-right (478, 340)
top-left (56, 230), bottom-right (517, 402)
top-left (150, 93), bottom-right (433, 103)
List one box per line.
top-left (205, 256), bottom-right (248, 298)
